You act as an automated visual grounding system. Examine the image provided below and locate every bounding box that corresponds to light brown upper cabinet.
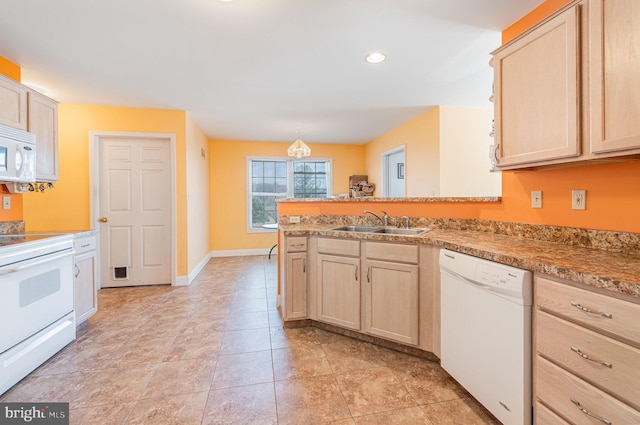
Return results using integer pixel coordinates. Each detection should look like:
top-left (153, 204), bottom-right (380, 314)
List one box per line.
top-left (28, 91), bottom-right (58, 182)
top-left (0, 74), bottom-right (28, 131)
top-left (492, 3), bottom-right (581, 169)
top-left (589, 0), bottom-right (640, 154)
top-left (0, 73), bottom-right (59, 181)
top-left (492, 0), bottom-right (640, 170)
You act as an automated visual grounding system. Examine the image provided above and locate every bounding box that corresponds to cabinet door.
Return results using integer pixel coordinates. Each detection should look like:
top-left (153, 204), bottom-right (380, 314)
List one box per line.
top-left (74, 251), bottom-right (98, 324)
top-left (0, 75), bottom-right (28, 130)
top-left (284, 252), bottom-right (308, 320)
top-left (317, 254), bottom-right (360, 330)
top-left (28, 91), bottom-right (58, 181)
top-left (493, 4), bottom-right (580, 167)
top-left (589, 0), bottom-right (640, 154)
top-left (364, 260), bottom-right (419, 345)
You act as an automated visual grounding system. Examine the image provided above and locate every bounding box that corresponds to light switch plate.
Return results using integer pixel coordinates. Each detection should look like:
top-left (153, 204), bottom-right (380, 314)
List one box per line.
top-left (572, 190), bottom-right (586, 210)
top-left (2, 196), bottom-right (10, 210)
top-left (531, 191), bottom-right (542, 208)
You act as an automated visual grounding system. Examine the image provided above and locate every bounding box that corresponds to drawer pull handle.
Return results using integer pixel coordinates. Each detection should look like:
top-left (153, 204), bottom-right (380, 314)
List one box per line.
top-left (570, 301), bottom-right (613, 319)
top-left (570, 398), bottom-right (611, 425)
top-left (570, 346), bottom-right (612, 368)
top-left (355, 265), bottom-right (358, 281)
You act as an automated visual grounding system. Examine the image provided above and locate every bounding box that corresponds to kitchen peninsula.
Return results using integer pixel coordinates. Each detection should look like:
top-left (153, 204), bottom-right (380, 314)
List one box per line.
top-left (278, 196), bottom-right (640, 423)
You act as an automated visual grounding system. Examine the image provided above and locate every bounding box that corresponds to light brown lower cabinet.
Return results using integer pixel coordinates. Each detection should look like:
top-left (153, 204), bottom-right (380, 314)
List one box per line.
top-left (534, 274), bottom-right (640, 424)
top-left (281, 235), bottom-right (308, 321)
top-left (363, 241), bottom-right (419, 346)
top-left (316, 253), bottom-right (361, 330)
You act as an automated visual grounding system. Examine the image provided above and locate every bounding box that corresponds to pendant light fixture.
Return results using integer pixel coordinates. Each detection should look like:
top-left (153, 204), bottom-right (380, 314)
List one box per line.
top-left (287, 129), bottom-right (311, 159)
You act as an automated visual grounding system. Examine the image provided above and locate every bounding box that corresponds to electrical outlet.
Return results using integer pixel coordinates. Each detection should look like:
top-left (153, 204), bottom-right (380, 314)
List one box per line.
top-left (2, 196), bottom-right (10, 210)
top-left (572, 190), bottom-right (586, 210)
top-left (289, 215), bottom-right (301, 224)
top-left (531, 191), bottom-right (542, 208)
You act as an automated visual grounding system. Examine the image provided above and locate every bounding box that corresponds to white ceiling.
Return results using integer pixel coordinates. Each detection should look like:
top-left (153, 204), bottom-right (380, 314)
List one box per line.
top-left (0, 0), bottom-right (543, 144)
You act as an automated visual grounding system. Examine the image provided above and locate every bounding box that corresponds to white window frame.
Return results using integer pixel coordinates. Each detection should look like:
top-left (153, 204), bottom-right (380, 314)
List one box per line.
top-left (246, 156), bottom-right (333, 233)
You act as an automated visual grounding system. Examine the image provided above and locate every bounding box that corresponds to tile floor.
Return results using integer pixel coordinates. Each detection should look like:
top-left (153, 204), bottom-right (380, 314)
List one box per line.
top-left (1, 256), bottom-right (500, 425)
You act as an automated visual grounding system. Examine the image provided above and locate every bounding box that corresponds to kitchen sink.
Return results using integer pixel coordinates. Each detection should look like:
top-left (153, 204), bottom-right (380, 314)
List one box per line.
top-left (330, 225), bottom-right (383, 233)
top-left (373, 227), bottom-right (431, 236)
top-left (329, 225), bottom-right (430, 236)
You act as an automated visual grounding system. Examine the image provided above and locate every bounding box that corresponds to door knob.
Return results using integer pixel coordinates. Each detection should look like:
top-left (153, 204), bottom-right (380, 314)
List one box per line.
top-left (99, 217), bottom-right (108, 223)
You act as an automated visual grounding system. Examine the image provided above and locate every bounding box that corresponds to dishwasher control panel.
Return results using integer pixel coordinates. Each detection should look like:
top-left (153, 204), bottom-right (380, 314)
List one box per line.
top-left (439, 249), bottom-right (532, 305)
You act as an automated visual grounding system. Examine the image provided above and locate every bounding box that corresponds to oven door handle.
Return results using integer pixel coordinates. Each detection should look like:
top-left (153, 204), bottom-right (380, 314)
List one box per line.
top-left (0, 251), bottom-right (72, 275)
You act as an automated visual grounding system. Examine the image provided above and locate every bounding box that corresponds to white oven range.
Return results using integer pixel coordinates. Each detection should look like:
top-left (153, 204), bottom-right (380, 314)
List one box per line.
top-left (0, 234), bottom-right (75, 395)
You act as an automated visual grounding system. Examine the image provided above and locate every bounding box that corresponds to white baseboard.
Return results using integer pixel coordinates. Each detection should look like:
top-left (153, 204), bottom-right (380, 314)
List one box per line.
top-left (174, 275), bottom-right (189, 286)
top-left (173, 251), bottom-right (214, 286)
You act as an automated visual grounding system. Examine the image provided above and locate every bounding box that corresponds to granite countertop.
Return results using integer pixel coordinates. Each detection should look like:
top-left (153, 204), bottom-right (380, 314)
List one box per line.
top-left (278, 196), bottom-right (501, 203)
top-left (280, 223), bottom-right (640, 299)
top-left (19, 229), bottom-right (99, 237)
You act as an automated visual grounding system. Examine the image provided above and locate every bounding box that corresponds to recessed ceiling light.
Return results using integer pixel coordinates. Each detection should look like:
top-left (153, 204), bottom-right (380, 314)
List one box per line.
top-left (365, 52), bottom-right (386, 64)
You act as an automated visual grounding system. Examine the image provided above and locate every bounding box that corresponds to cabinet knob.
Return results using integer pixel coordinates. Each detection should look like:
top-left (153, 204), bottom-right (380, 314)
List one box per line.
top-left (99, 217), bottom-right (108, 223)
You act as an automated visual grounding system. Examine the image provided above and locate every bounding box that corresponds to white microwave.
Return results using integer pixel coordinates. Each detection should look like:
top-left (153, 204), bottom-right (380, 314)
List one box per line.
top-left (0, 123), bottom-right (36, 183)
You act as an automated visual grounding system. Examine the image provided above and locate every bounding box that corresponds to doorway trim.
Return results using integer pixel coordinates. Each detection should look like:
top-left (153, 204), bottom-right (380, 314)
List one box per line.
top-left (381, 145), bottom-right (406, 197)
top-left (89, 131), bottom-right (178, 287)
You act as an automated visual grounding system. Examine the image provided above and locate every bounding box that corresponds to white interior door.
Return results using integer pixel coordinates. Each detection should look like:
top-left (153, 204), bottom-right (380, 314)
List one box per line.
top-left (383, 147), bottom-right (406, 197)
top-left (99, 137), bottom-right (172, 287)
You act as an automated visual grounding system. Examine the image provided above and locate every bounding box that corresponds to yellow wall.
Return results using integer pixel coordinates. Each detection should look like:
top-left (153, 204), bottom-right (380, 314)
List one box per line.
top-left (209, 139), bottom-right (365, 251)
top-left (22, 104), bottom-right (191, 275)
top-left (365, 107), bottom-right (440, 196)
top-left (185, 113), bottom-right (210, 272)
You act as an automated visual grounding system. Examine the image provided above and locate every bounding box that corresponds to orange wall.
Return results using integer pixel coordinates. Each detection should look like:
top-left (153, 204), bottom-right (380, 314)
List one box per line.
top-left (0, 56), bottom-right (20, 82)
top-left (209, 139), bottom-right (365, 251)
top-left (491, 0), bottom-right (640, 233)
top-left (502, 0), bottom-right (573, 43)
top-left (0, 56), bottom-right (24, 222)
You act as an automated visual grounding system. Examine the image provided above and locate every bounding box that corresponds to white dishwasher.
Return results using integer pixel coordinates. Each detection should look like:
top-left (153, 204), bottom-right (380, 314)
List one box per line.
top-left (439, 249), bottom-right (533, 425)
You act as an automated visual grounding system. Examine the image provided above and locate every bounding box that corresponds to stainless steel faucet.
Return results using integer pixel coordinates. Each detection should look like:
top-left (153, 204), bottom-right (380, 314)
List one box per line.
top-left (402, 216), bottom-right (410, 229)
top-left (363, 210), bottom-right (388, 226)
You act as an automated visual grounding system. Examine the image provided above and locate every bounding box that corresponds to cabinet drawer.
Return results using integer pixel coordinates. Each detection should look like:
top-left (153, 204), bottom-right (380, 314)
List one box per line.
top-left (365, 242), bottom-right (418, 264)
top-left (317, 238), bottom-right (360, 257)
top-left (285, 237), bottom-right (307, 252)
top-left (537, 356), bottom-right (640, 425)
top-left (536, 276), bottom-right (640, 344)
top-left (74, 235), bottom-right (97, 254)
top-left (537, 310), bottom-right (640, 409)
top-left (535, 402), bottom-right (571, 425)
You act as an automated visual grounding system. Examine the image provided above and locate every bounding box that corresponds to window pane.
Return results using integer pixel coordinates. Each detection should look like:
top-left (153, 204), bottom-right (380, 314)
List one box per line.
top-left (250, 159), bottom-right (328, 229)
top-left (252, 178), bottom-right (263, 192)
top-left (276, 177), bottom-right (287, 193)
top-left (252, 161), bottom-right (263, 178)
top-left (263, 162), bottom-right (275, 178)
